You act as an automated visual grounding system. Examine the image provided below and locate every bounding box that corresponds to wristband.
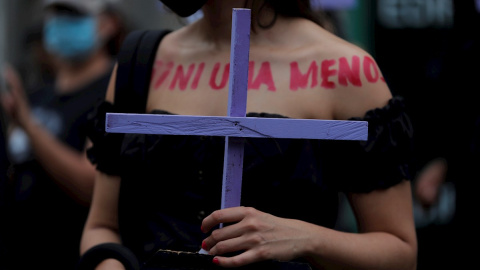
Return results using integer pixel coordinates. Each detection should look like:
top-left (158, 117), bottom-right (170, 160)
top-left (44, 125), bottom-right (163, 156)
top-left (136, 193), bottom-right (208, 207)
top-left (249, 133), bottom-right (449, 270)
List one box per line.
top-left (76, 243), bottom-right (140, 270)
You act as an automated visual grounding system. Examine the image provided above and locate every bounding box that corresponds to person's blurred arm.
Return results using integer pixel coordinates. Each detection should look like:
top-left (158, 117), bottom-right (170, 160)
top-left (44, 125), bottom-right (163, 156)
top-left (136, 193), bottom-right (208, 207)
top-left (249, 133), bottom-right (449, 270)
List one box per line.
top-left (1, 64), bottom-right (95, 205)
top-left (414, 158), bottom-right (448, 209)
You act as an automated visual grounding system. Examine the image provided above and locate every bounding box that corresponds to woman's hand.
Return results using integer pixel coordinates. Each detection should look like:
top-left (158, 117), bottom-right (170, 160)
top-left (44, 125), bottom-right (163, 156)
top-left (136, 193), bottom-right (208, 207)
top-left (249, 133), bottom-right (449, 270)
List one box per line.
top-left (1, 64), bottom-right (33, 128)
top-left (414, 158), bottom-right (447, 209)
top-left (201, 206), bottom-right (316, 268)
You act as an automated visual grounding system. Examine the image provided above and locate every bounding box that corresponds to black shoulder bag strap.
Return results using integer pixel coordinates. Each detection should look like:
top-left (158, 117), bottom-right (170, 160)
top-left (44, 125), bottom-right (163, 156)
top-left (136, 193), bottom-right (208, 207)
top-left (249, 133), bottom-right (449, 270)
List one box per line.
top-left (115, 29), bottom-right (171, 114)
top-left (77, 29), bottom-right (170, 270)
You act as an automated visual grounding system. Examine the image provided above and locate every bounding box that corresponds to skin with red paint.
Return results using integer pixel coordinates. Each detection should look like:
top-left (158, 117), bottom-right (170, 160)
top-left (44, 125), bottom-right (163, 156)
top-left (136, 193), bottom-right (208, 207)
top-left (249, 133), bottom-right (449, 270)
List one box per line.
top-left (145, 21), bottom-right (392, 121)
top-left (152, 56), bottom-right (385, 92)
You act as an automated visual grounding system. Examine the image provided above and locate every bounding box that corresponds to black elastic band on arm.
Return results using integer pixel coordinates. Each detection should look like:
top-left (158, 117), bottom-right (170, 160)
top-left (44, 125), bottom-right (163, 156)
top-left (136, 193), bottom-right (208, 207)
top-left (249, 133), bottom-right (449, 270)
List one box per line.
top-left (76, 243), bottom-right (140, 270)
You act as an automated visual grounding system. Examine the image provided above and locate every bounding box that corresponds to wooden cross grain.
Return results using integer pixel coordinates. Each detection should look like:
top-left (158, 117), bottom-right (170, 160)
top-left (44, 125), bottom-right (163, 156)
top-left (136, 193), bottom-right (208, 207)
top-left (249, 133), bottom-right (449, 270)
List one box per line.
top-left (106, 9), bottom-right (368, 213)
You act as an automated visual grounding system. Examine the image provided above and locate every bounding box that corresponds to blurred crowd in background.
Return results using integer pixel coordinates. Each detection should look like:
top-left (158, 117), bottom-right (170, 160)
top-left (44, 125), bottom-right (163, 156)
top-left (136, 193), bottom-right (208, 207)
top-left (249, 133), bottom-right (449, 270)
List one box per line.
top-left (0, 0), bottom-right (478, 269)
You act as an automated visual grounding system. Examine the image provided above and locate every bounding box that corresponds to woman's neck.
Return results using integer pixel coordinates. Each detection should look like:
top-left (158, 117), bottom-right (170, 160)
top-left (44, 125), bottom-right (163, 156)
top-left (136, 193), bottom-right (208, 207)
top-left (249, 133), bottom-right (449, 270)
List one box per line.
top-left (198, 0), bottom-right (250, 45)
top-left (196, 0), bottom-right (295, 49)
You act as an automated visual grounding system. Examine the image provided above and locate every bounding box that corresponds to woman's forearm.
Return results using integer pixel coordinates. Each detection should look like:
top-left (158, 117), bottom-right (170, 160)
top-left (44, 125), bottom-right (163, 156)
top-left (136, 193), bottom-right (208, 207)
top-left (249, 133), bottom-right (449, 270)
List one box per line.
top-left (304, 220), bottom-right (416, 270)
top-left (80, 226), bottom-right (123, 254)
top-left (22, 120), bottom-right (96, 205)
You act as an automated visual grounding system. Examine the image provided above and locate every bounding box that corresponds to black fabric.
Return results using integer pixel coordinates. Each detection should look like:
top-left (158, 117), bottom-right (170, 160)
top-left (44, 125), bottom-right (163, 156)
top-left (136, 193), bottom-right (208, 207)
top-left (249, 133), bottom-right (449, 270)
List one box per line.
top-left (115, 29), bottom-right (171, 114)
top-left (322, 96), bottom-right (414, 193)
top-left (87, 30), bottom-right (170, 176)
top-left (85, 97), bottom-right (414, 264)
top-left (1, 70), bottom-right (111, 270)
top-left (115, 30), bottom-right (148, 113)
top-left (131, 30), bottom-right (171, 112)
top-left (86, 100), bottom-right (125, 175)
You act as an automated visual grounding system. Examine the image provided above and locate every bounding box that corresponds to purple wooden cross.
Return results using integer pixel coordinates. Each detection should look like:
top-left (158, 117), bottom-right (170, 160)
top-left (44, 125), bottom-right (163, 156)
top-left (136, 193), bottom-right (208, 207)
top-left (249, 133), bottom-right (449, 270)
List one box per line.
top-left (106, 9), bottom-right (368, 212)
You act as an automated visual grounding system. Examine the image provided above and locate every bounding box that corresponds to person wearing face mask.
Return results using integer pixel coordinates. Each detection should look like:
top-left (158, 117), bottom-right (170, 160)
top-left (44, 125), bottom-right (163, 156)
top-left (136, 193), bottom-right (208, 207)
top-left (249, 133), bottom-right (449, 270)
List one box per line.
top-left (0, 0), bottom-right (126, 269)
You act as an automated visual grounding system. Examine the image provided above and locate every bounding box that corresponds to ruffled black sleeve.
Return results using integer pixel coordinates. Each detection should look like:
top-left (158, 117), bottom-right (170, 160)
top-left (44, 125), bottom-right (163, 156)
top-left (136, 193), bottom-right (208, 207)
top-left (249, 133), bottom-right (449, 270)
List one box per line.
top-left (86, 100), bottom-right (125, 176)
top-left (322, 96), bottom-right (415, 193)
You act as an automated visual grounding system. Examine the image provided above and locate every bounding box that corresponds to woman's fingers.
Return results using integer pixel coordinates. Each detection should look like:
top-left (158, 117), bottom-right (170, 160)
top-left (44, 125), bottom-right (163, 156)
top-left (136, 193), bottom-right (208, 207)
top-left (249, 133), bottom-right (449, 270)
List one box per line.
top-left (3, 64), bottom-right (24, 97)
top-left (1, 64), bottom-right (31, 126)
top-left (204, 222), bottom-right (243, 249)
top-left (201, 206), bottom-right (251, 233)
top-left (202, 207), bottom-right (310, 268)
top-left (207, 234), bottom-right (248, 255)
top-left (0, 91), bottom-right (13, 114)
top-left (212, 249), bottom-right (264, 268)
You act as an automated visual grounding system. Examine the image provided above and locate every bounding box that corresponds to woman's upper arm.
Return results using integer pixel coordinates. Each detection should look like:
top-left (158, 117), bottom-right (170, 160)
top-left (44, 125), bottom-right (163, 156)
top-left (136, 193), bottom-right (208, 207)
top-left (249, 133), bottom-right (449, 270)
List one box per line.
top-left (81, 64), bottom-right (123, 253)
top-left (331, 50), bottom-right (393, 120)
top-left (84, 63), bottom-right (120, 232)
top-left (87, 171), bottom-right (121, 228)
top-left (81, 171), bottom-right (122, 253)
top-left (348, 180), bottom-right (417, 251)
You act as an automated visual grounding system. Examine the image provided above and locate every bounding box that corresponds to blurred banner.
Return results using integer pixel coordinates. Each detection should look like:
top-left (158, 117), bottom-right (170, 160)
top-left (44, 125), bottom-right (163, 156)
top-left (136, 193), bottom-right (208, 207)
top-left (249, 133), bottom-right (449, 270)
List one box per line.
top-left (377, 0), bottom-right (454, 29)
top-left (310, 0), bottom-right (357, 10)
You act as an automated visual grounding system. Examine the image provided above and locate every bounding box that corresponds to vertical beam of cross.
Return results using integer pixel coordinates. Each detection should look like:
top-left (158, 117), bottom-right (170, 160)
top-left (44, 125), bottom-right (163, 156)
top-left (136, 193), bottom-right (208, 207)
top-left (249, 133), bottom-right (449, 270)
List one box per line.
top-left (221, 9), bottom-right (251, 211)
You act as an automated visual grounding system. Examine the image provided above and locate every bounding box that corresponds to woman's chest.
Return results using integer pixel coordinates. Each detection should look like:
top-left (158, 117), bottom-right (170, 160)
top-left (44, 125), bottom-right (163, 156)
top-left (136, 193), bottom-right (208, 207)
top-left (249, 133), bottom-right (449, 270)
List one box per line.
top-left (146, 53), bottom-right (333, 119)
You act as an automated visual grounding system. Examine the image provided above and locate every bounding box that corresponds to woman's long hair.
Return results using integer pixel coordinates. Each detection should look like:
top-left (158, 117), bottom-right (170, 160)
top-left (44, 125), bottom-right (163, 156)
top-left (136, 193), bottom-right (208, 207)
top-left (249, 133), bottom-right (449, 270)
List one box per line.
top-left (246, 0), bottom-right (331, 30)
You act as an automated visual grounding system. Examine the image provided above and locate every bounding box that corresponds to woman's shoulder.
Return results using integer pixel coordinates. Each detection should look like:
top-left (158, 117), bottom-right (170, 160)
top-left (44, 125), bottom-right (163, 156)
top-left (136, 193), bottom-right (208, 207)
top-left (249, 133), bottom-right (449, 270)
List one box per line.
top-left (286, 18), bottom-right (367, 58)
top-left (155, 21), bottom-right (212, 60)
top-left (283, 19), bottom-right (393, 120)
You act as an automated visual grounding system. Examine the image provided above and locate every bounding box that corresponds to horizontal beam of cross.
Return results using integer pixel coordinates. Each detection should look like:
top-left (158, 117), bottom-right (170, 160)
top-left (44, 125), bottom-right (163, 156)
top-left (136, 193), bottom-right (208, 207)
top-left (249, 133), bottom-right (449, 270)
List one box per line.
top-left (105, 113), bottom-right (368, 141)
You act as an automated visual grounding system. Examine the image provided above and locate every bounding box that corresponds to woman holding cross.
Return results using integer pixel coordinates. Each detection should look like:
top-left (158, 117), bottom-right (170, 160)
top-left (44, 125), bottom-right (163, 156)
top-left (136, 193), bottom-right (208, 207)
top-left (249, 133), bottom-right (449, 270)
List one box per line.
top-left (80, 1), bottom-right (417, 269)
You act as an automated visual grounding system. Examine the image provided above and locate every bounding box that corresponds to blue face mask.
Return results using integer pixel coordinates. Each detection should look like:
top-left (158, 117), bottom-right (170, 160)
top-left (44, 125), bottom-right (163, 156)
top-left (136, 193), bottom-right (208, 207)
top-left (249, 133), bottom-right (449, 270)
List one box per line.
top-left (43, 15), bottom-right (98, 61)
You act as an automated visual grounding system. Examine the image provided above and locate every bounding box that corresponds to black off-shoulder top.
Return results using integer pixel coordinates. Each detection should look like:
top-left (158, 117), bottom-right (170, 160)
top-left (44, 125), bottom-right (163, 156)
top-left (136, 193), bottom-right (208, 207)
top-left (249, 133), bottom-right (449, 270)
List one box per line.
top-left (86, 96), bottom-right (414, 263)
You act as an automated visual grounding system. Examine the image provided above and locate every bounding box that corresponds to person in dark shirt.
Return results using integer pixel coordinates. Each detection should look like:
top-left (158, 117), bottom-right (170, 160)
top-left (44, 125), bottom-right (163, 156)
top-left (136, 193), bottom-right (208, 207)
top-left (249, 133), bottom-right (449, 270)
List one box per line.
top-left (0, 0), bottom-right (126, 268)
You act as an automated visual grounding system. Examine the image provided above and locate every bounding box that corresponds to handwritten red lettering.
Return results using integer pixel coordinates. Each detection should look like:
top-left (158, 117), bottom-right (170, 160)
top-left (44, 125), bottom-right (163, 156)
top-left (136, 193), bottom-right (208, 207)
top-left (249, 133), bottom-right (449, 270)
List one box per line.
top-left (169, 64), bottom-right (196, 90)
top-left (321, 59), bottom-right (337, 89)
top-left (249, 61), bottom-right (276, 91)
top-left (363, 56), bottom-right (380, 83)
top-left (338, 56), bottom-right (362, 87)
top-left (153, 56), bottom-right (385, 92)
top-left (153, 61), bottom-right (174, 89)
top-left (191, 62), bottom-right (205, 89)
top-left (209, 63), bottom-right (230, 90)
top-left (290, 61), bottom-right (319, 91)
top-left (248, 61), bottom-right (255, 90)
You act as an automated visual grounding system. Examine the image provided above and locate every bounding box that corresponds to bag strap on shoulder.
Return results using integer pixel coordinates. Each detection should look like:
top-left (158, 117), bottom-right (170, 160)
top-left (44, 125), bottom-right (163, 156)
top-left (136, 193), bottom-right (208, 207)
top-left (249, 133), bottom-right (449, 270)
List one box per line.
top-left (114, 29), bottom-right (171, 114)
